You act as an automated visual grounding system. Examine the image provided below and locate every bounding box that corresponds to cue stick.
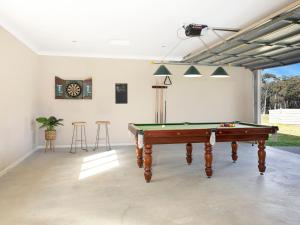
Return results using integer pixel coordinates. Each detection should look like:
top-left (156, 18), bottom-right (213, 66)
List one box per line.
top-left (155, 80), bottom-right (158, 123)
top-left (164, 100), bottom-right (167, 123)
top-left (166, 87), bottom-right (168, 123)
top-left (159, 86), bottom-right (161, 123)
top-left (160, 79), bottom-right (163, 123)
top-left (157, 79), bottom-right (160, 123)
top-left (163, 88), bottom-right (167, 123)
top-left (155, 85), bottom-right (157, 123)
top-left (158, 79), bottom-right (161, 123)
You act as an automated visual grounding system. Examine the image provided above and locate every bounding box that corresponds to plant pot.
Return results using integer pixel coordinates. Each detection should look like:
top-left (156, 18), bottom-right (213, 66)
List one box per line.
top-left (45, 130), bottom-right (56, 140)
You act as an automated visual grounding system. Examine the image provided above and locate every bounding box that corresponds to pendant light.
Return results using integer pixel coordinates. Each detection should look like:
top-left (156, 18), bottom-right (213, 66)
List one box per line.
top-left (211, 66), bottom-right (229, 77)
top-left (153, 65), bottom-right (172, 76)
top-left (184, 65), bottom-right (202, 77)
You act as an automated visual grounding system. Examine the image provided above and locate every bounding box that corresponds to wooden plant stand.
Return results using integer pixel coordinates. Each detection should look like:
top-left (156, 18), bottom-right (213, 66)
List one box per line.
top-left (45, 130), bottom-right (56, 152)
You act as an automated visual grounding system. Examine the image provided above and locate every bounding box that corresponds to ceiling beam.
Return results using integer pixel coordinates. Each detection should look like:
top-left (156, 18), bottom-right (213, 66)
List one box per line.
top-left (198, 24), bottom-right (300, 63)
top-left (236, 49), bottom-right (300, 68)
top-left (284, 18), bottom-right (300, 25)
top-left (182, 1), bottom-right (300, 62)
top-left (192, 28), bottom-right (300, 64)
top-left (239, 40), bottom-right (300, 49)
top-left (184, 21), bottom-right (293, 63)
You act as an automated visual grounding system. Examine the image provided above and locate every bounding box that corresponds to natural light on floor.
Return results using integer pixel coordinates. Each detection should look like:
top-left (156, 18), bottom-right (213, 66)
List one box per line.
top-left (79, 150), bottom-right (120, 180)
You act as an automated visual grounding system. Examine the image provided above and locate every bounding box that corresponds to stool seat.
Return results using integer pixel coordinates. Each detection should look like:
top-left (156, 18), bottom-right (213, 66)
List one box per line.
top-left (72, 122), bottom-right (87, 125)
top-left (96, 121), bottom-right (110, 125)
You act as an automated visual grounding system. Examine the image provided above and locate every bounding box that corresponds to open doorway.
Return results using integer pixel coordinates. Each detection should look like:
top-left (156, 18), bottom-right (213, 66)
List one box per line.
top-left (259, 63), bottom-right (300, 147)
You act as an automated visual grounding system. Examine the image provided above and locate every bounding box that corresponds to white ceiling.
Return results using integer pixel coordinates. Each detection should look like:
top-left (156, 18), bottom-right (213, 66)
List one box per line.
top-left (0, 0), bottom-right (295, 60)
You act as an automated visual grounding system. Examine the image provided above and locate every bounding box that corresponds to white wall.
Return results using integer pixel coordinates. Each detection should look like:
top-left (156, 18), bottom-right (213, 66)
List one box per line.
top-left (269, 109), bottom-right (300, 124)
top-left (0, 26), bottom-right (39, 172)
top-left (0, 25), bottom-right (255, 167)
top-left (38, 56), bottom-right (254, 146)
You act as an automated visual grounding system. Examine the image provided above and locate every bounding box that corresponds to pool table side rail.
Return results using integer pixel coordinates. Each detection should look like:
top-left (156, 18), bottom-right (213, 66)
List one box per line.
top-left (129, 122), bottom-right (278, 133)
top-left (128, 123), bottom-right (142, 136)
top-left (131, 121), bottom-right (240, 127)
top-left (128, 123), bottom-right (278, 145)
top-left (238, 122), bottom-right (278, 133)
top-left (142, 128), bottom-right (275, 144)
top-left (143, 129), bottom-right (212, 144)
top-left (128, 123), bottom-right (211, 144)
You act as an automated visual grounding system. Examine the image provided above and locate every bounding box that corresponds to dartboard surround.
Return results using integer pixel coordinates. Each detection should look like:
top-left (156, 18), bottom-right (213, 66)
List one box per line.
top-left (55, 77), bottom-right (92, 99)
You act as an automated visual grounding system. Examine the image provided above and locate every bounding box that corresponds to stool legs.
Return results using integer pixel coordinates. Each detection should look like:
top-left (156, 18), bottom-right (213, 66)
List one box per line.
top-left (81, 125), bottom-right (83, 150)
top-left (94, 125), bottom-right (100, 150)
top-left (70, 125), bottom-right (75, 153)
top-left (83, 125), bottom-right (88, 151)
top-left (70, 124), bottom-right (88, 154)
top-left (94, 124), bottom-right (111, 151)
top-left (105, 124), bottom-right (111, 151)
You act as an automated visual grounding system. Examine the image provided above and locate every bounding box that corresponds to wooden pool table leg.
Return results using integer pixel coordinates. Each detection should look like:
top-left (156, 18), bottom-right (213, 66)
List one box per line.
top-left (231, 141), bottom-right (238, 162)
top-left (204, 142), bottom-right (213, 178)
top-left (136, 146), bottom-right (143, 168)
top-left (186, 143), bottom-right (192, 165)
top-left (144, 144), bottom-right (152, 183)
top-left (258, 140), bottom-right (266, 175)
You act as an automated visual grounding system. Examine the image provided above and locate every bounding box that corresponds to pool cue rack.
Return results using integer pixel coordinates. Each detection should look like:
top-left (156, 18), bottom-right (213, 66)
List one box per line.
top-left (152, 85), bottom-right (168, 123)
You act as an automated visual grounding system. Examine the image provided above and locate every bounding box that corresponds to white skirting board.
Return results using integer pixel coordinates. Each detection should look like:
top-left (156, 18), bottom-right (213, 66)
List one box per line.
top-left (36, 143), bottom-right (134, 149)
top-left (0, 146), bottom-right (39, 177)
top-left (0, 143), bottom-right (134, 178)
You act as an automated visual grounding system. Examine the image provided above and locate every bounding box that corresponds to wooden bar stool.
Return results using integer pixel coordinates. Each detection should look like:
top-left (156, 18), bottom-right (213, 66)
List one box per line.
top-left (94, 121), bottom-right (111, 151)
top-left (70, 122), bottom-right (88, 153)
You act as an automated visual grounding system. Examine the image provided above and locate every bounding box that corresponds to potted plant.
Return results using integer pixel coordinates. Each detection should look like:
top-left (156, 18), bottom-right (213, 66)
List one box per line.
top-left (36, 116), bottom-right (64, 141)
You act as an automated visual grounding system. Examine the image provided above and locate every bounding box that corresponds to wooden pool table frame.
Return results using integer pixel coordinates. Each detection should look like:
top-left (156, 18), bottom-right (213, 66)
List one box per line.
top-left (128, 122), bottom-right (278, 183)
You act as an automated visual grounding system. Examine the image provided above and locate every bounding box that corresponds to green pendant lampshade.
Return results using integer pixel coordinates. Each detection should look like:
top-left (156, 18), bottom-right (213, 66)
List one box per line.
top-left (211, 66), bottom-right (229, 77)
top-left (154, 65), bottom-right (172, 76)
top-left (184, 65), bottom-right (202, 77)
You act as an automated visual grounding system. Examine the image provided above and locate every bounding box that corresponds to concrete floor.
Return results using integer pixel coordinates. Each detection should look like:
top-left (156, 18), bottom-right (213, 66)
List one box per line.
top-left (271, 146), bottom-right (300, 155)
top-left (0, 143), bottom-right (299, 225)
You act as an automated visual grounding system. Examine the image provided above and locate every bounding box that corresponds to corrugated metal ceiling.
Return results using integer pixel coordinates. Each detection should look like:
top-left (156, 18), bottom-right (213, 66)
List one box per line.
top-left (182, 4), bottom-right (300, 70)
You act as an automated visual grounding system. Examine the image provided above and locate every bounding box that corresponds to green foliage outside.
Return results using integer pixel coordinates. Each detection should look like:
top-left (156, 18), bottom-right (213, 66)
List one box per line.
top-left (261, 74), bottom-right (300, 113)
top-left (260, 73), bottom-right (300, 146)
top-left (261, 114), bottom-right (300, 146)
top-left (36, 116), bottom-right (64, 131)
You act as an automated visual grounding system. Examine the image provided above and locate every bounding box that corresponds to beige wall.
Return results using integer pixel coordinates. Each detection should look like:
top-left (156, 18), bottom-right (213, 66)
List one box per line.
top-left (0, 25), bottom-right (254, 171)
top-left (0, 26), bottom-right (39, 172)
top-left (38, 56), bottom-right (254, 146)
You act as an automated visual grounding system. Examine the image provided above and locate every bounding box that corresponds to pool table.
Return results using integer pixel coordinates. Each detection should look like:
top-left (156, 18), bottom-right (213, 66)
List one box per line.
top-left (128, 122), bottom-right (278, 183)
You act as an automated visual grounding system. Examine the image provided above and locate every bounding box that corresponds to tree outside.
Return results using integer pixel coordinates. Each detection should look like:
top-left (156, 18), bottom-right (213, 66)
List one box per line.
top-left (261, 74), bottom-right (300, 113)
top-left (260, 67), bottom-right (300, 147)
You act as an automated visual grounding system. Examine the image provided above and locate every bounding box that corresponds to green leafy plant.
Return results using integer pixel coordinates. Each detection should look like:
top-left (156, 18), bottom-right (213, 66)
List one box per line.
top-left (36, 116), bottom-right (64, 131)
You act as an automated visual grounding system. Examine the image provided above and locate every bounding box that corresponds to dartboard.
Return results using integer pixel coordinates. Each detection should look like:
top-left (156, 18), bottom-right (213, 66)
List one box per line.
top-left (66, 82), bottom-right (82, 97)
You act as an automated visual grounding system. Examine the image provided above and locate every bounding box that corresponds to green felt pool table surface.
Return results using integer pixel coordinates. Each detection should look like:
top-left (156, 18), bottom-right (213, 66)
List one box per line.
top-left (132, 122), bottom-right (267, 131)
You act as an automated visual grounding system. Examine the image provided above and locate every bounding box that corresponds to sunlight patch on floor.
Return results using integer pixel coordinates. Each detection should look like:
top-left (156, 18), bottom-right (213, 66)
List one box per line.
top-left (79, 150), bottom-right (119, 180)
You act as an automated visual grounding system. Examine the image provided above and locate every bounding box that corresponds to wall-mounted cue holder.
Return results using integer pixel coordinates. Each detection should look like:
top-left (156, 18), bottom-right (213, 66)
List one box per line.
top-left (152, 85), bottom-right (168, 123)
